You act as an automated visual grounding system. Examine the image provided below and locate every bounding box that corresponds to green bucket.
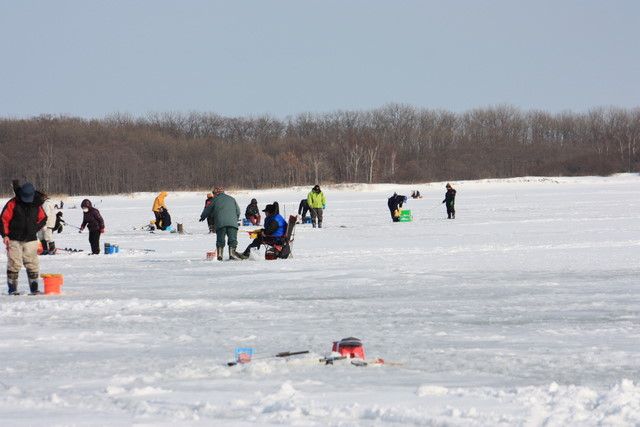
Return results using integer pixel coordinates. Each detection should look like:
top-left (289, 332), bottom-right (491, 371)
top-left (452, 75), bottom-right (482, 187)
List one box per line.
top-left (398, 209), bottom-right (412, 222)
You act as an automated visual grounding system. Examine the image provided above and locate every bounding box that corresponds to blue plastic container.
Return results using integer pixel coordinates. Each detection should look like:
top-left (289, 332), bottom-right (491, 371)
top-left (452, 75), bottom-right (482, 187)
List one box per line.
top-left (242, 218), bottom-right (252, 226)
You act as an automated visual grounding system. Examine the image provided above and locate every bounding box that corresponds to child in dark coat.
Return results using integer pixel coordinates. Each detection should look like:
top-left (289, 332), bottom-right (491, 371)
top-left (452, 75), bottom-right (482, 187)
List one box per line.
top-left (79, 199), bottom-right (105, 254)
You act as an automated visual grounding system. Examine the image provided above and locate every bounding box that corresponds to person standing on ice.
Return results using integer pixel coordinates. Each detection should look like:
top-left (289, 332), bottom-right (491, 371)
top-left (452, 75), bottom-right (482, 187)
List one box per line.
top-left (442, 183), bottom-right (456, 219)
top-left (37, 193), bottom-right (57, 255)
top-left (79, 199), bottom-right (105, 254)
top-left (245, 198), bottom-right (261, 225)
top-left (306, 185), bottom-right (326, 228)
top-left (387, 192), bottom-right (406, 222)
top-left (1, 182), bottom-right (47, 295)
top-left (152, 191), bottom-right (168, 229)
top-left (199, 187), bottom-right (243, 261)
top-left (204, 192), bottom-right (216, 233)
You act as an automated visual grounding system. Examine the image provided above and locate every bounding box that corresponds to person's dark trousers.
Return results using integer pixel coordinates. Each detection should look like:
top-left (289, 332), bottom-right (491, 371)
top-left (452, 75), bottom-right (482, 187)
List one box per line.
top-left (243, 235), bottom-right (282, 255)
top-left (310, 208), bottom-right (324, 227)
top-left (154, 211), bottom-right (162, 226)
top-left (216, 226), bottom-right (238, 249)
top-left (446, 203), bottom-right (455, 219)
top-left (89, 230), bottom-right (101, 254)
top-left (300, 206), bottom-right (309, 218)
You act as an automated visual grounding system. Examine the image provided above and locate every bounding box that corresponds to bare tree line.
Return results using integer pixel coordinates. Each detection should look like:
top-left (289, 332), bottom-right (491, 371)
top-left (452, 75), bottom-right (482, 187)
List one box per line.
top-left (0, 104), bottom-right (638, 195)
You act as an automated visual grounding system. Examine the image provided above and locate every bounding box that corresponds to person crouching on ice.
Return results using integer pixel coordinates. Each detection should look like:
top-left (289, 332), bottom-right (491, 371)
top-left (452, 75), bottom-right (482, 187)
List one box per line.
top-left (387, 192), bottom-right (406, 222)
top-left (1, 182), bottom-right (47, 295)
top-left (239, 203), bottom-right (286, 259)
top-left (152, 191), bottom-right (168, 228)
top-left (79, 199), bottom-right (105, 254)
top-left (245, 198), bottom-right (261, 225)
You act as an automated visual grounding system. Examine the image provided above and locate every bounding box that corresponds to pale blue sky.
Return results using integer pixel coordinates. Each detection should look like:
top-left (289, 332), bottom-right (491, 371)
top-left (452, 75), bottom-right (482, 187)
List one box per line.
top-left (1, 0), bottom-right (638, 118)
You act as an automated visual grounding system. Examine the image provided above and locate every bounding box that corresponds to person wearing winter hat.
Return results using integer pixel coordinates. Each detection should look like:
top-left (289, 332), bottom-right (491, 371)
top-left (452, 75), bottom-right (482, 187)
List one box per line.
top-left (79, 199), bottom-right (105, 254)
top-left (204, 193), bottom-right (216, 233)
top-left (306, 184), bottom-right (326, 228)
top-left (442, 183), bottom-right (457, 219)
top-left (245, 198), bottom-right (261, 226)
top-left (36, 192), bottom-right (57, 255)
top-left (200, 188), bottom-right (242, 260)
top-left (239, 203), bottom-right (287, 258)
top-left (1, 182), bottom-right (48, 295)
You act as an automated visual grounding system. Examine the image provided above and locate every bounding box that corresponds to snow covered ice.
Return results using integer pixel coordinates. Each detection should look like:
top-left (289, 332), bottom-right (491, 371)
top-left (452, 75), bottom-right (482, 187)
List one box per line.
top-left (1, 175), bottom-right (639, 426)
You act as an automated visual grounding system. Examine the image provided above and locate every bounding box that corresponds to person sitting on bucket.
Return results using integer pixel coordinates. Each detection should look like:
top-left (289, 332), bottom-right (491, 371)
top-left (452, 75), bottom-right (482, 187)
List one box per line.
top-left (152, 191), bottom-right (168, 228)
top-left (245, 198), bottom-right (261, 225)
top-left (239, 203), bottom-right (287, 259)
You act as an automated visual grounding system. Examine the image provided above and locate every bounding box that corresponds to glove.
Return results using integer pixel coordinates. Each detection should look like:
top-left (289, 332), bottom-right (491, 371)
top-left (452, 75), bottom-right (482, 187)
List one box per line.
top-left (199, 217), bottom-right (205, 222)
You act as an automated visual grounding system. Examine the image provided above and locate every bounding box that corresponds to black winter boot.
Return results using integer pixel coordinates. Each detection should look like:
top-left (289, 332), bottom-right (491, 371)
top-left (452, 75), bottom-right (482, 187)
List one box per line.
top-left (48, 241), bottom-right (56, 254)
top-left (7, 270), bottom-right (19, 295)
top-left (29, 280), bottom-right (41, 295)
top-left (40, 240), bottom-right (48, 255)
top-left (8, 280), bottom-right (19, 295)
top-left (216, 247), bottom-right (224, 261)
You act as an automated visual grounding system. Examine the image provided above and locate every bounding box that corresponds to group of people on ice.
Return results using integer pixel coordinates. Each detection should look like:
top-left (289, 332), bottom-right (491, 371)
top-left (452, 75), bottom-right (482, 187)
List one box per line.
top-left (197, 185), bottom-right (327, 261)
top-left (387, 183), bottom-right (457, 221)
top-left (2, 179), bottom-right (456, 295)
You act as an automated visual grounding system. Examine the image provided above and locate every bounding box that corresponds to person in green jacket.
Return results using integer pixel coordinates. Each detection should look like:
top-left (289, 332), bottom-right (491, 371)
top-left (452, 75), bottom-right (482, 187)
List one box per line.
top-left (306, 184), bottom-right (326, 228)
top-left (200, 187), bottom-right (242, 260)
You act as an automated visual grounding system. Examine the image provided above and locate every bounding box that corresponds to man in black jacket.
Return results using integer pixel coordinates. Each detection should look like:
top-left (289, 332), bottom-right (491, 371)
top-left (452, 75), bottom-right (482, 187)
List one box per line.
top-left (387, 193), bottom-right (406, 222)
top-left (1, 182), bottom-right (47, 295)
top-left (443, 183), bottom-right (456, 219)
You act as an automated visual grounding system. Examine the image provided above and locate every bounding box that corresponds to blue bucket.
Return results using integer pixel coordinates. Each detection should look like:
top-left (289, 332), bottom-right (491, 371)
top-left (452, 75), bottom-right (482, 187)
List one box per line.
top-left (242, 218), bottom-right (251, 226)
top-left (104, 243), bottom-right (114, 254)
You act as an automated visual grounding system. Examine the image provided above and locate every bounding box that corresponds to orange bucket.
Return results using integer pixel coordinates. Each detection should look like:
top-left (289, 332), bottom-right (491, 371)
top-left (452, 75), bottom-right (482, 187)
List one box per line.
top-left (41, 274), bottom-right (63, 294)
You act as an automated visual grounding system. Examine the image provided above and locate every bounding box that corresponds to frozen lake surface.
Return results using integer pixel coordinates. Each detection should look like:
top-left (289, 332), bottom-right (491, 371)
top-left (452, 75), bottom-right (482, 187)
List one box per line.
top-left (1, 175), bottom-right (639, 426)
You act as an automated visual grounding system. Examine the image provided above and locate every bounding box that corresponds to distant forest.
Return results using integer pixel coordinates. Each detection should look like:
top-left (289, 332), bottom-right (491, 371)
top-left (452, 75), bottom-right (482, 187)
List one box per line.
top-left (1, 104), bottom-right (638, 195)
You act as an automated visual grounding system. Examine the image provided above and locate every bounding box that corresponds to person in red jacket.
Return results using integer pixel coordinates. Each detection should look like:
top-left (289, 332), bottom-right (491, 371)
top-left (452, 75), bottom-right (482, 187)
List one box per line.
top-left (1, 182), bottom-right (47, 295)
top-left (79, 199), bottom-right (105, 254)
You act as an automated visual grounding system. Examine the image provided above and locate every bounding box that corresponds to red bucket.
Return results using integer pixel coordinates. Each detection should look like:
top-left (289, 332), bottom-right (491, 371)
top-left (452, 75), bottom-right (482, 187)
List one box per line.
top-left (42, 274), bottom-right (63, 295)
top-left (332, 337), bottom-right (365, 359)
top-left (206, 251), bottom-right (217, 260)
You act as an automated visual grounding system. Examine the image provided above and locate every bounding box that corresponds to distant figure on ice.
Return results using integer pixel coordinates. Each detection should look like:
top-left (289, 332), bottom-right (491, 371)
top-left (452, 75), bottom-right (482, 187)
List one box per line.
top-left (411, 190), bottom-right (422, 199)
top-left (307, 185), bottom-right (326, 228)
top-left (239, 203), bottom-right (287, 259)
top-left (442, 183), bottom-right (456, 219)
top-left (37, 192), bottom-right (57, 255)
top-left (245, 198), bottom-right (261, 225)
top-left (156, 207), bottom-right (172, 231)
top-left (1, 182), bottom-right (47, 295)
top-left (152, 191), bottom-right (168, 228)
top-left (204, 193), bottom-right (215, 233)
top-left (79, 199), bottom-right (105, 254)
top-left (298, 198), bottom-right (310, 222)
top-left (387, 193), bottom-right (407, 222)
top-left (200, 187), bottom-right (242, 261)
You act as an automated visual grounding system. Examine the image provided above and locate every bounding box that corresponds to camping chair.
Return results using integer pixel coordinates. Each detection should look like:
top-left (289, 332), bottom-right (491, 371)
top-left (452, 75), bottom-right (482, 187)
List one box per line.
top-left (264, 215), bottom-right (297, 260)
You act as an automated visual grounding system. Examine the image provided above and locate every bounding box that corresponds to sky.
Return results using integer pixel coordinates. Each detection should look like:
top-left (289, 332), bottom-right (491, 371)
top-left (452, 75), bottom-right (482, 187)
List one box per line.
top-left (1, 0), bottom-right (639, 119)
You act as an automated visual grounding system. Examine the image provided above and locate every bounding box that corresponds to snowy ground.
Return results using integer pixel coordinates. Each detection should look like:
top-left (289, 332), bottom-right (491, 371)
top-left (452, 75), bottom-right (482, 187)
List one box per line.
top-left (1, 175), bottom-right (639, 426)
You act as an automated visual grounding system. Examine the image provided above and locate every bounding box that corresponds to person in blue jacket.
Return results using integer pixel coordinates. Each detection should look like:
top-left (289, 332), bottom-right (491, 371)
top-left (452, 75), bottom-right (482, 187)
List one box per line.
top-left (239, 203), bottom-right (287, 258)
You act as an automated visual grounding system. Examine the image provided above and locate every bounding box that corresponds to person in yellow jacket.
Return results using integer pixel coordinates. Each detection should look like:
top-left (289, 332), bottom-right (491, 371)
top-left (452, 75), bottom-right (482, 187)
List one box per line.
top-left (152, 192), bottom-right (168, 228)
top-left (306, 184), bottom-right (326, 228)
